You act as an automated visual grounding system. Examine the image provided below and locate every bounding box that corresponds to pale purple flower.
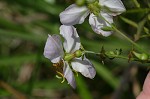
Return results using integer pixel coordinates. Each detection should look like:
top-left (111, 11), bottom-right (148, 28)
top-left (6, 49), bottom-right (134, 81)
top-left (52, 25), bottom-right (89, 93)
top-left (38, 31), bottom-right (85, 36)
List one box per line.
top-left (43, 25), bottom-right (96, 88)
top-left (59, 0), bottom-right (126, 37)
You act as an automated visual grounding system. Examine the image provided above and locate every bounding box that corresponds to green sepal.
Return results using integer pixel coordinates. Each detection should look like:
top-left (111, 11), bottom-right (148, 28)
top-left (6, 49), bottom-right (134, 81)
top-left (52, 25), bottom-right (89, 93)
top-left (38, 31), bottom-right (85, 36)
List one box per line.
top-left (101, 26), bottom-right (113, 31)
top-left (76, 0), bottom-right (85, 6)
top-left (132, 51), bottom-right (149, 61)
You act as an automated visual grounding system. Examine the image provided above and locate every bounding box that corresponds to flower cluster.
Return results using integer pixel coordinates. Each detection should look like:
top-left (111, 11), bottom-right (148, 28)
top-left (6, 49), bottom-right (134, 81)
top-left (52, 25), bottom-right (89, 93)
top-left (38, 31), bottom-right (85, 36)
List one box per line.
top-left (44, 0), bottom-right (126, 88)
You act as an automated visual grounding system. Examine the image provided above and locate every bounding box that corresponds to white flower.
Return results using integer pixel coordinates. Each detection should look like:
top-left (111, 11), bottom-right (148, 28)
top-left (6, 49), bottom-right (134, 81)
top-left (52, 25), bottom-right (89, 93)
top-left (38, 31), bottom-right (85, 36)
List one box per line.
top-left (59, 0), bottom-right (126, 36)
top-left (43, 25), bottom-right (96, 88)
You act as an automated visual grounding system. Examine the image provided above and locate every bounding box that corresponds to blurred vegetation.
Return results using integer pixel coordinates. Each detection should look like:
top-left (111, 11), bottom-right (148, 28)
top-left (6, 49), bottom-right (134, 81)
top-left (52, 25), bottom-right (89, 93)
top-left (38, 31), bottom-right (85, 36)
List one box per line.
top-left (0, 0), bottom-right (150, 99)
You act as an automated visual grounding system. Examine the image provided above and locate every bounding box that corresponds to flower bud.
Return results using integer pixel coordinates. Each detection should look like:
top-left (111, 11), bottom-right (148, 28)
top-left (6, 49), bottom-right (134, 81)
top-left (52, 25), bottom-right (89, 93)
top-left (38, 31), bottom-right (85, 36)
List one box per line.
top-left (75, 50), bottom-right (82, 58)
top-left (76, 0), bottom-right (85, 6)
top-left (133, 51), bottom-right (149, 61)
top-left (105, 51), bottom-right (115, 59)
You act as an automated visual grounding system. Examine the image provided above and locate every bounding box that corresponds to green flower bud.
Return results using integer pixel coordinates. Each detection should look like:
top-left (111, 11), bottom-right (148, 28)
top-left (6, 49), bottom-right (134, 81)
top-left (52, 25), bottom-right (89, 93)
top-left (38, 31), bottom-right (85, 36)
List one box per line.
top-left (105, 51), bottom-right (115, 59)
top-left (76, 0), bottom-right (85, 6)
top-left (75, 50), bottom-right (82, 58)
top-left (140, 53), bottom-right (149, 61)
top-left (64, 50), bottom-right (83, 61)
top-left (133, 51), bottom-right (149, 61)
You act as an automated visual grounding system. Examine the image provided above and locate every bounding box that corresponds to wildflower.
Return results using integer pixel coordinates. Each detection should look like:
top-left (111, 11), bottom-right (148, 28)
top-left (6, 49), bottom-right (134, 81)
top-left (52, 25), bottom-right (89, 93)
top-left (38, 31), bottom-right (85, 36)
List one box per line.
top-left (59, 0), bottom-right (126, 36)
top-left (44, 25), bottom-right (96, 88)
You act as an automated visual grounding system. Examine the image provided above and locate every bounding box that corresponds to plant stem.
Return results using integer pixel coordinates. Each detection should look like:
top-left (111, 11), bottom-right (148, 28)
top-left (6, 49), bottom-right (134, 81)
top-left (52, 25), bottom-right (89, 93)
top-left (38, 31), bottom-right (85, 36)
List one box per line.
top-left (85, 50), bottom-right (127, 59)
top-left (113, 28), bottom-right (146, 53)
top-left (84, 50), bottom-right (100, 55)
top-left (132, 0), bottom-right (140, 8)
top-left (85, 50), bottom-right (150, 63)
top-left (97, 15), bottom-right (147, 54)
top-left (112, 24), bottom-right (148, 54)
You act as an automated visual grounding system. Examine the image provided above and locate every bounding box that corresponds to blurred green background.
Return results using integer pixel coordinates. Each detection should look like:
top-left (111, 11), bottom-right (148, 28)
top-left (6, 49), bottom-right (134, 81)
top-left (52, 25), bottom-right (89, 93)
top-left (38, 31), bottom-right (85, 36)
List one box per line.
top-left (0, 0), bottom-right (150, 99)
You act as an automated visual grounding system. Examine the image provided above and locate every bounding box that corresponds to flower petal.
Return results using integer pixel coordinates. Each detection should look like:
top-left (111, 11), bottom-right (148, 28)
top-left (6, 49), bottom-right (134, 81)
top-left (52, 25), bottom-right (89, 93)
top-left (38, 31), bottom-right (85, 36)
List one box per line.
top-left (63, 61), bottom-right (76, 88)
top-left (43, 34), bottom-right (64, 63)
top-left (59, 4), bottom-right (90, 25)
top-left (71, 57), bottom-right (96, 79)
top-left (100, 0), bottom-right (126, 16)
top-left (89, 13), bottom-right (113, 37)
top-left (60, 25), bottom-right (80, 53)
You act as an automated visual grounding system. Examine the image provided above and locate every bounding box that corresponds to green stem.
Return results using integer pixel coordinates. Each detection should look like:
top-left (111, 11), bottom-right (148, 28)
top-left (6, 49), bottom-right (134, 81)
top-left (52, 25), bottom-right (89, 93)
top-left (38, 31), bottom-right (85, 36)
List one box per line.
top-left (140, 34), bottom-right (150, 38)
top-left (85, 50), bottom-right (150, 62)
top-left (132, 0), bottom-right (140, 8)
top-left (112, 28), bottom-right (146, 53)
top-left (97, 15), bottom-right (147, 54)
top-left (84, 50), bottom-right (100, 55)
top-left (85, 50), bottom-right (127, 59)
top-left (112, 24), bottom-right (148, 54)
